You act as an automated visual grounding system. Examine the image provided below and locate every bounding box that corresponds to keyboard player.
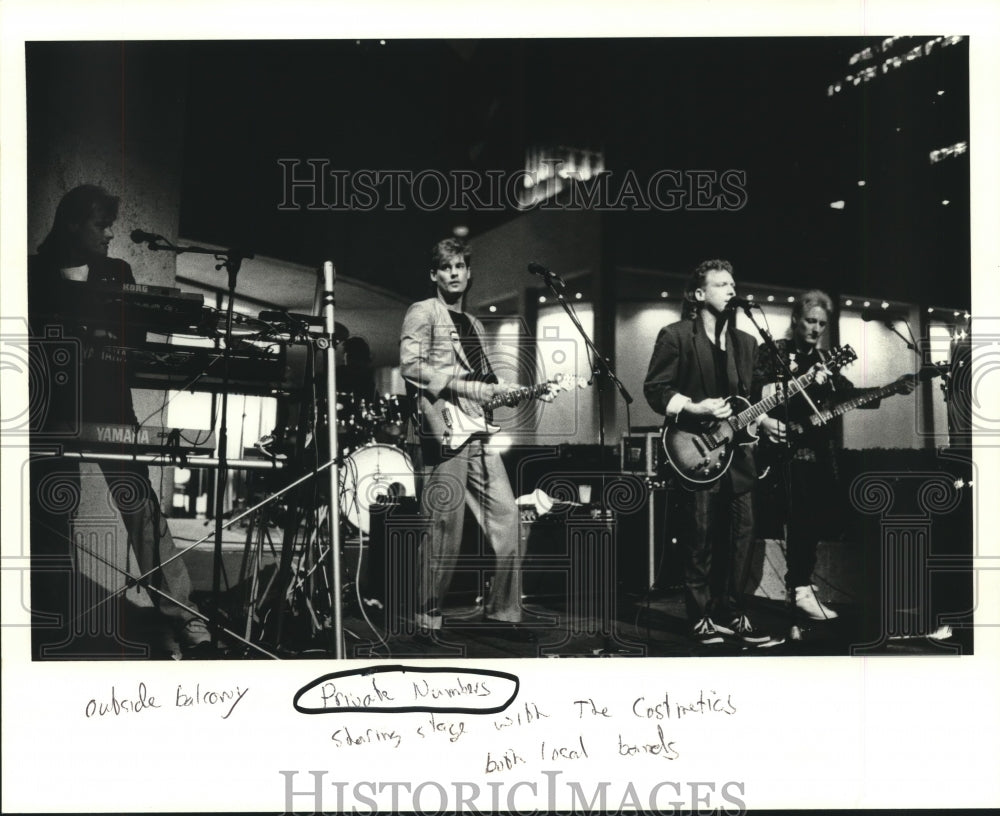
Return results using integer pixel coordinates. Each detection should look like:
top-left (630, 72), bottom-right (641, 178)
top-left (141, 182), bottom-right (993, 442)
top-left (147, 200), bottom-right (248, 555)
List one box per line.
top-left (28, 184), bottom-right (214, 658)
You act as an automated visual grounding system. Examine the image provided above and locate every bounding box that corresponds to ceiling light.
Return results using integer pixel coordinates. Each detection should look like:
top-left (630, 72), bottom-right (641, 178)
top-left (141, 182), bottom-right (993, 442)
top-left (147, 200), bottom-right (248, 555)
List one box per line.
top-left (830, 200), bottom-right (846, 210)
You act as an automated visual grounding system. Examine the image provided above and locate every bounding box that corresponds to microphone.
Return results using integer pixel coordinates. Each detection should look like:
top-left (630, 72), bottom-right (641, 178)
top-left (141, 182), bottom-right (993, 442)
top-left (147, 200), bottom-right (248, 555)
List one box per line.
top-left (130, 229), bottom-right (163, 245)
top-left (528, 262), bottom-right (565, 289)
top-left (725, 296), bottom-right (755, 311)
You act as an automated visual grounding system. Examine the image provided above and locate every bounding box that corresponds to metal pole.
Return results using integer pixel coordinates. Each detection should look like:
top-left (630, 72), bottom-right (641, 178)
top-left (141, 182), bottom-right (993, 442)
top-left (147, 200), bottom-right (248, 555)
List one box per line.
top-left (320, 261), bottom-right (345, 659)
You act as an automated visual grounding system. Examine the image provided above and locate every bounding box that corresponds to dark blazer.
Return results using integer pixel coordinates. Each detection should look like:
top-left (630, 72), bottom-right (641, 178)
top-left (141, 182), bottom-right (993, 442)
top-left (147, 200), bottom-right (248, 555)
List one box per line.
top-left (27, 254), bottom-right (138, 428)
top-left (643, 316), bottom-right (758, 492)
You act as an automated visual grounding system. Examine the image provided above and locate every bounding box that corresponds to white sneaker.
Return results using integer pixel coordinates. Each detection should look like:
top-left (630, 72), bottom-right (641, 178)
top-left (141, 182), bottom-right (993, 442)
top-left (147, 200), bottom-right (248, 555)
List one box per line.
top-left (792, 585), bottom-right (838, 620)
top-left (178, 617), bottom-right (211, 647)
top-left (728, 614), bottom-right (773, 644)
top-left (927, 625), bottom-right (953, 641)
top-left (692, 617), bottom-right (726, 645)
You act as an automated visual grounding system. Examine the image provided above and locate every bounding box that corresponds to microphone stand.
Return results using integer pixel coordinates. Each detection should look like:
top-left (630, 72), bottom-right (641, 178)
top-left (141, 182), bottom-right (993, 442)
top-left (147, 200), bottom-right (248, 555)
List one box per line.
top-left (736, 303), bottom-right (826, 426)
top-left (885, 321), bottom-right (918, 353)
top-left (267, 263), bottom-right (344, 658)
top-left (319, 261), bottom-right (344, 659)
top-left (138, 236), bottom-right (253, 647)
top-left (537, 271), bottom-right (633, 519)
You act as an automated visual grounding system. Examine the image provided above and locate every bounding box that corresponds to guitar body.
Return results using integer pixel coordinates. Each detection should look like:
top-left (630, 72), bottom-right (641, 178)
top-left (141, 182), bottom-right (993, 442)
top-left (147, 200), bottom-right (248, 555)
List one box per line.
top-left (661, 395), bottom-right (754, 486)
top-left (423, 396), bottom-right (499, 452)
top-left (417, 373), bottom-right (589, 453)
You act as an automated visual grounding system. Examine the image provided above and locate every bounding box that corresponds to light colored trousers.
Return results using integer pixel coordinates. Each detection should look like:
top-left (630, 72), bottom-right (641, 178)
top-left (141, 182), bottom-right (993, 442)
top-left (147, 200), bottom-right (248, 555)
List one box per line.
top-left (418, 439), bottom-right (523, 623)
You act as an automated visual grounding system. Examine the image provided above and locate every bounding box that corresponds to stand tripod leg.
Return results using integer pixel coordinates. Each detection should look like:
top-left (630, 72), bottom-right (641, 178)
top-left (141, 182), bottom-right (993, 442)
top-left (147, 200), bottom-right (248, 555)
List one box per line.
top-left (237, 507), bottom-right (276, 643)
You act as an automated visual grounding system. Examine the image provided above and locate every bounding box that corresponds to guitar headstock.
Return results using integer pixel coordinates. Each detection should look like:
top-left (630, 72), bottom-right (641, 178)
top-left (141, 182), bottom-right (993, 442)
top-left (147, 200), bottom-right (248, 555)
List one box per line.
top-left (824, 344), bottom-right (858, 372)
top-left (548, 373), bottom-right (591, 391)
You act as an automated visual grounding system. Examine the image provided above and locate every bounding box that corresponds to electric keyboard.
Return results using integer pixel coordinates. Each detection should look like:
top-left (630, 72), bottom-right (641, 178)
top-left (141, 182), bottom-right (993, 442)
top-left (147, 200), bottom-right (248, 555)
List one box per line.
top-left (111, 341), bottom-right (289, 395)
top-left (39, 280), bottom-right (208, 334)
top-left (71, 423), bottom-right (217, 455)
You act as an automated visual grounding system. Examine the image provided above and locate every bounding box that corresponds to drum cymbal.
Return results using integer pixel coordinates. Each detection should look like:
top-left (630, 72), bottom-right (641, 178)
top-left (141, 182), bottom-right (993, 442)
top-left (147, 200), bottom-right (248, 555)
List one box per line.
top-left (201, 308), bottom-right (272, 338)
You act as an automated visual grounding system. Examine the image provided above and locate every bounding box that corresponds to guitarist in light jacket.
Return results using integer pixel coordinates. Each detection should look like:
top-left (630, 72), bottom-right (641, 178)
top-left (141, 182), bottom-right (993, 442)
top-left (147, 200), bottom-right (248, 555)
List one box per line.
top-left (643, 259), bottom-right (776, 646)
top-left (399, 237), bottom-right (551, 640)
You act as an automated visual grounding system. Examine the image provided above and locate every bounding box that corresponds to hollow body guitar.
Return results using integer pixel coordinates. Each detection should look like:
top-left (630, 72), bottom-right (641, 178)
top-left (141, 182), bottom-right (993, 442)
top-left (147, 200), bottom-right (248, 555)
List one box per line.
top-left (660, 345), bottom-right (857, 486)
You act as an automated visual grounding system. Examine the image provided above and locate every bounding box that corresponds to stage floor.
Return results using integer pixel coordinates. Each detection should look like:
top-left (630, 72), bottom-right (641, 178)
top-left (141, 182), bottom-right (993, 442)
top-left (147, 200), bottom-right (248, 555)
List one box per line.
top-left (29, 518), bottom-right (972, 661)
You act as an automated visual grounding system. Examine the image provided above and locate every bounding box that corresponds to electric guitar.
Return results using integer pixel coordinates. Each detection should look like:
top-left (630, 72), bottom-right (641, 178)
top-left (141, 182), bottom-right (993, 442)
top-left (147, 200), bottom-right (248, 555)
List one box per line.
top-left (755, 363), bottom-right (943, 478)
top-left (660, 345), bottom-right (858, 486)
top-left (423, 373), bottom-right (589, 451)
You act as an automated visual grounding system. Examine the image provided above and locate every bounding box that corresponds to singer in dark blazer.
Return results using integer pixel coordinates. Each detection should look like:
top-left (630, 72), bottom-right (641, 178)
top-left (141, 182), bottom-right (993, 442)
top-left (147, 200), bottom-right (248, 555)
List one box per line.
top-left (644, 316), bottom-right (758, 493)
top-left (643, 259), bottom-right (773, 646)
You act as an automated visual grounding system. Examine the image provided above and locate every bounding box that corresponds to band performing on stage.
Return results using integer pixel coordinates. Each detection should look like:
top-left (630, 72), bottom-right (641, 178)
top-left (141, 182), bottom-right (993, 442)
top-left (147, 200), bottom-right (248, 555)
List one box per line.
top-left (24, 185), bottom-right (967, 660)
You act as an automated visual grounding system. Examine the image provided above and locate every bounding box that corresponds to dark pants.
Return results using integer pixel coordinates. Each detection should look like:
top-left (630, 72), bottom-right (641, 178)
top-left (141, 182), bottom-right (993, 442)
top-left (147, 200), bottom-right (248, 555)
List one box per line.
top-left (784, 460), bottom-right (835, 590)
top-left (677, 481), bottom-right (754, 623)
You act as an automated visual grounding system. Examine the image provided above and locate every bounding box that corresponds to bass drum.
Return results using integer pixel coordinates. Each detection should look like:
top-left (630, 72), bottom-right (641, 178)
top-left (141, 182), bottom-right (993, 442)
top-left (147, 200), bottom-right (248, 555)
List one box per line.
top-left (339, 444), bottom-right (416, 534)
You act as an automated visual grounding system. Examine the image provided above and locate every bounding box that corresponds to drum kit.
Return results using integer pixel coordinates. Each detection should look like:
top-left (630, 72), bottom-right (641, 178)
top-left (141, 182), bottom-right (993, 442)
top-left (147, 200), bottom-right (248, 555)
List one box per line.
top-left (335, 392), bottom-right (415, 535)
top-left (236, 318), bottom-right (417, 651)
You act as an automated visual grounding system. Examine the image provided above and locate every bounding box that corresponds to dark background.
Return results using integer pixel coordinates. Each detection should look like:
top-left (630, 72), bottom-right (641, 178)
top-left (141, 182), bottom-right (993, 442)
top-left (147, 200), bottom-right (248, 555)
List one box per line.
top-left (160, 37), bottom-right (967, 305)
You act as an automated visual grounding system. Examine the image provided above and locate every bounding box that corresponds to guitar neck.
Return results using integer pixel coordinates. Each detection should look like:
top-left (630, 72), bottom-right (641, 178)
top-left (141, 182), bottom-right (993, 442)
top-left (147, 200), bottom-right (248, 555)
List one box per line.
top-left (820, 383), bottom-right (899, 422)
top-left (796, 369), bottom-right (939, 432)
top-left (735, 369), bottom-right (819, 430)
top-left (484, 380), bottom-right (551, 411)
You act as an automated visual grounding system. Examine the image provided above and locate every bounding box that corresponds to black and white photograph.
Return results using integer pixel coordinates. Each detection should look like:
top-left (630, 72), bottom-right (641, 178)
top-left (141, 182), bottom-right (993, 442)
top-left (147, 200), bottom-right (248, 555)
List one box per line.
top-left (2, 1), bottom-right (998, 813)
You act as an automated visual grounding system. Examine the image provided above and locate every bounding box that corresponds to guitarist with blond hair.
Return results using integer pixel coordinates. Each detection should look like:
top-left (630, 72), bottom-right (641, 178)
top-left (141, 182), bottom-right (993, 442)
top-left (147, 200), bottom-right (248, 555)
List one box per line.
top-left (399, 237), bottom-right (555, 641)
top-left (752, 289), bottom-right (916, 625)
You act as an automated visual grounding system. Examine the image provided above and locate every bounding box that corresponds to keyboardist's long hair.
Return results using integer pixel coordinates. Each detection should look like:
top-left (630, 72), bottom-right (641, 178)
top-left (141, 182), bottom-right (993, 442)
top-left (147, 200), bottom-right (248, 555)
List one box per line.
top-left (37, 184), bottom-right (119, 260)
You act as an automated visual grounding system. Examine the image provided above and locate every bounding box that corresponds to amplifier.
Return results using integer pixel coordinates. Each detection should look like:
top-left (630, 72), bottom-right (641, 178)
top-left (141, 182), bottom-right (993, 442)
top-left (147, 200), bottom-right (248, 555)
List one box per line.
top-left (620, 430), bottom-right (663, 476)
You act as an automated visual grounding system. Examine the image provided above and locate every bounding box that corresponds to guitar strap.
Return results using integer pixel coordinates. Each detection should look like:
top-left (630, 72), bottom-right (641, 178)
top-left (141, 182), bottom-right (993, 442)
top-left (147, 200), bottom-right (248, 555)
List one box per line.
top-left (728, 323), bottom-right (748, 398)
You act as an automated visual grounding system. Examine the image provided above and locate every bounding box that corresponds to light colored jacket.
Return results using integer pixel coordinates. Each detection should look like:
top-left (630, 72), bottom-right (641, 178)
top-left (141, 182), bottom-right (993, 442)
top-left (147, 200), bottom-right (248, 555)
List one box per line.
top-left (399, 297), bottom-right (492, 444)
